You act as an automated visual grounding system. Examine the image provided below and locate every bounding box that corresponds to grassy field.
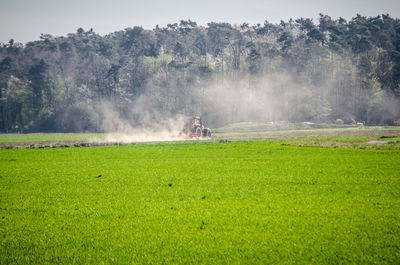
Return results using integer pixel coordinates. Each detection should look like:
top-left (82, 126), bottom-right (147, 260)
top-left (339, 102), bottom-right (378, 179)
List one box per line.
top-left (213, 121), bottom-right (356, 133)
top-left (1, 126), bottom-right (400, 149)
top-left (1, 139), bottom-right (400, 264)
top-left (0, 133), bottom-right (104, 143)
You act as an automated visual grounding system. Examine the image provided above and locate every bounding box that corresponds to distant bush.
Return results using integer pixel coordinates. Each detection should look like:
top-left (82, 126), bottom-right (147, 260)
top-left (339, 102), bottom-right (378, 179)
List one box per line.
top-left (56, 102), bottom-right (100, 132)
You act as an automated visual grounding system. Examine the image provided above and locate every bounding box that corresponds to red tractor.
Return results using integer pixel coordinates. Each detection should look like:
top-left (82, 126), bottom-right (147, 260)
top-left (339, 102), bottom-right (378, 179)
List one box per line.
top-left (181, 116), bottom-right (211, 138)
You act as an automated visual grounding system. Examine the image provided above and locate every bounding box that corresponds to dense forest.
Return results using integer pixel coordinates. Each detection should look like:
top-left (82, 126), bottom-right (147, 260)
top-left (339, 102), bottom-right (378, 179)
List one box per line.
top-left (1, 14), bottom-right (400, 132)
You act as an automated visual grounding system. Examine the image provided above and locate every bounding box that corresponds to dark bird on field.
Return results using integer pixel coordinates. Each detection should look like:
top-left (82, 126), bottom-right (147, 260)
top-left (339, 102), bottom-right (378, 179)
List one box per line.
top-left (97, 174), bottom-right (102, 178)
top-left (168, 183), bottom-right (172, 187)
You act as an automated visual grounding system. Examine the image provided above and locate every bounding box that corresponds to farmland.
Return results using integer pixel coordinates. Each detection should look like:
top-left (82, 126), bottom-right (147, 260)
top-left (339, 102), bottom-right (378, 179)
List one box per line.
top-left (1, 131), bottom-right (400, 264)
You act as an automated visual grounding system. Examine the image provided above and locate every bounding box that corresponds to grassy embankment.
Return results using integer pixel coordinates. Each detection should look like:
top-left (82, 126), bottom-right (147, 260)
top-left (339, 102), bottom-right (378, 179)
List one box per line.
top-left (1, 138), bottom-right (399, 264)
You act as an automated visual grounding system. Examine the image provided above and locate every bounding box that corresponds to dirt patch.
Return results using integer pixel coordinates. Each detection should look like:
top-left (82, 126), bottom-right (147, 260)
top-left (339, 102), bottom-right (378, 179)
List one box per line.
top-left (0, 140), bottom-right (134, 149)
top-left (367, 140), bottom-right (389, 144)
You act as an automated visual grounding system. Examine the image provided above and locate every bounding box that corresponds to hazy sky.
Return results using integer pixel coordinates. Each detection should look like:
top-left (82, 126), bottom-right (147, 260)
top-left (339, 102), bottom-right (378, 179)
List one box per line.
top-left (1, 0), bottom-right (399, 44)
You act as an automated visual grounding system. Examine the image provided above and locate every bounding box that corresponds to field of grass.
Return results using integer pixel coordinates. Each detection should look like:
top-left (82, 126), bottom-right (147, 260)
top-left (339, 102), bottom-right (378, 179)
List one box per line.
top-left (213, 121), bottom-right (356, 133)
top-left (0, 133), bottom-right (104, 143)
top-left (1, 139), bottom-right (400, 264)
top-left (213, 125), bottom-right (400, 136)
top-left (271, 135), bottom-right (400, 150)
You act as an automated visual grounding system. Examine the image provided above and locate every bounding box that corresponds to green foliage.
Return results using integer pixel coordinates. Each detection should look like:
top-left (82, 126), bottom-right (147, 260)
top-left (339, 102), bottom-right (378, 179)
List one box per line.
top-left (56, 102), bottom-right (100, 132)
top-left (294, 103), bottom-right (317, 121)
top-left (1, 141), bottom-right (400, 263)
top-left (1, 14), bottom-right (400, 132)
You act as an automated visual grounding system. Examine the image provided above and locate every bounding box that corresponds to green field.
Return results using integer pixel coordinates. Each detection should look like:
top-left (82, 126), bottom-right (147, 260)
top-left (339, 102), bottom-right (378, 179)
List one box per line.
top-left (1, 139), bottom-right (400, 264)
top-left (0, 133), bottom-right (104, 143)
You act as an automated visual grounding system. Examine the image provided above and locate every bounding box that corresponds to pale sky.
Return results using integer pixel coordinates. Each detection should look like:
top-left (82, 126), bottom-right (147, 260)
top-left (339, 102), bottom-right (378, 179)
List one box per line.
top-left (1, 0), bottom-right (399, 44)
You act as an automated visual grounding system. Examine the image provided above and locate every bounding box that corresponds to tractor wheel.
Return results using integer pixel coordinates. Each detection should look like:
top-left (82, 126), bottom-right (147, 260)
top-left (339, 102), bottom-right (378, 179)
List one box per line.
top-left (195, 127), bottom-right (202, 137)
top-left (206, 129), bottom-right (211, 138)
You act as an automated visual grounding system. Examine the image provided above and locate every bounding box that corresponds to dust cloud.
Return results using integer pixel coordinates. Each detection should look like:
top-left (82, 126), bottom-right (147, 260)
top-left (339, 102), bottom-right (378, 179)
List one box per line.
top-left (95, 100), bottom-right (187, 143)
top-left (89, 55), bottom-right (399, 143)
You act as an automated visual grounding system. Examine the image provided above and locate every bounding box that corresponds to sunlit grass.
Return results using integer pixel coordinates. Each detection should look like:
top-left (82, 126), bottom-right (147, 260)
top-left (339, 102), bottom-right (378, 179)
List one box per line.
top-left (214, 125), bottom-right (400, 135)
top-left (0, 133), bottom-right (105, 142)
top-left (1, 141), bottom-right (399, 264)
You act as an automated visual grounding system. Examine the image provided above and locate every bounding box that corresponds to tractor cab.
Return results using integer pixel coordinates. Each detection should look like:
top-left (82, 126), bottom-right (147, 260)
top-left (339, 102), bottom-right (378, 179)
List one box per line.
top-left (185, 116), bottom-right (201, 126)
top-left (181, 116), bottom-right (211, 138)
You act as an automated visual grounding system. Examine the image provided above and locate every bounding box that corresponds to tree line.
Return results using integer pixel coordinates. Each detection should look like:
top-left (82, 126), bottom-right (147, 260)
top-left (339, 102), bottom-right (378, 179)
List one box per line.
top-left (1, 14), bottom-right (400, 132)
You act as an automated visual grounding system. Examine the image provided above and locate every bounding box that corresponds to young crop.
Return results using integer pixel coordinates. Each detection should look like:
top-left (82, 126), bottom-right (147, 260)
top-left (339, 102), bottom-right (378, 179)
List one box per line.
top-left (1, 141), bottom-right (399, 264)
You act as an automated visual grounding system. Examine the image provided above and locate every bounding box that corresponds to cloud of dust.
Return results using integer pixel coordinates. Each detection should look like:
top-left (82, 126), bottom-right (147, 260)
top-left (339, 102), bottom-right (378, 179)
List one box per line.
top-left (198, 71), bottom-right (308, 126)
top-left (94, 98), bottom-right (188, 143)
top-left (89, 54), bottom-right (400, 141)
top-left (94, 68), bottom-right (311, 143)
top-left (195, 61), bottom-right (400, 127)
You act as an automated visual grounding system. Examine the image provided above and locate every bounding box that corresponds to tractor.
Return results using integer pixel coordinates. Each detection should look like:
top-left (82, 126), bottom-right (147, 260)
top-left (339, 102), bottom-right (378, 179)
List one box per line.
top-left (181, 116), bottom-right (211, 138)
